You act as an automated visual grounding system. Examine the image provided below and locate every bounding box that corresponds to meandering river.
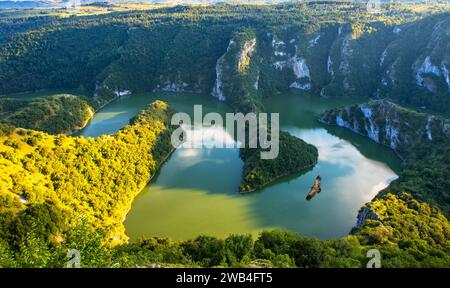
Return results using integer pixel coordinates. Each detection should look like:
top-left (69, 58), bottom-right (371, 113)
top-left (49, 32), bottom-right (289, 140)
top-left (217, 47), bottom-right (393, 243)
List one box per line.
top-left (77, 92), bottom-right (401, 241)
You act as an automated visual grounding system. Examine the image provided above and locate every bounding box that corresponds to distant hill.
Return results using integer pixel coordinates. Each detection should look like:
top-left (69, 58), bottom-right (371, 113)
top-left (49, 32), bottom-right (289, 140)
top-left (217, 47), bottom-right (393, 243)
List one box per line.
top-left (0, 1), bottom-right (59, 9)
top-left (76, 0), bottom-right (450, 4)
top-left (0, 0), bottom-right (444, 11)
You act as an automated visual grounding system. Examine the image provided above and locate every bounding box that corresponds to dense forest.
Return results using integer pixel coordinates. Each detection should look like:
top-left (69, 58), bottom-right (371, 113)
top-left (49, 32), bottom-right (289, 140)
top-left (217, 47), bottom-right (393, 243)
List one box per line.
top-left (0, 2), bottom-right (449, 268)
top-left (0, 95), bottom-right (94, 134)
top-left (0, 100), bottom-right (175, 245)
top-left (320, 100), bottom-right (450, 217)
top-left (0, 3), bottom-right (448, 111)
top-left (1, 192), bottom-right (448, 268)
top-left (239, 131), bottom-right (318, 192)
top-left (1, 3), bottom-right (448, 192)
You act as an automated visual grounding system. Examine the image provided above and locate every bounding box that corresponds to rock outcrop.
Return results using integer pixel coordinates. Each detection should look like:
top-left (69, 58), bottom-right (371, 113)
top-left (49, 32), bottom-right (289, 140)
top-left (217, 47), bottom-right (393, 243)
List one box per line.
top-left (319, 100), bottom-right (450, 156)
top-left (210, 30), bottom-right (260, 112)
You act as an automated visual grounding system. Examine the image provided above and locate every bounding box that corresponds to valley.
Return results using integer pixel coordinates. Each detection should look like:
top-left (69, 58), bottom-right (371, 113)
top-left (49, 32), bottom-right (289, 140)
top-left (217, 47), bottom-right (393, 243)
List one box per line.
top-left (80, 93), bottom-right (398, 241)
top-left (0, 2), bottom-right (448, 268)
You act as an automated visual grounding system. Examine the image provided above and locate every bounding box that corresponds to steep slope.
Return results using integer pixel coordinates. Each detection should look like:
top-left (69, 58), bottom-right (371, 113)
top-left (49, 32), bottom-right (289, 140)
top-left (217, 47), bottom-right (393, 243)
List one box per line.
top-left (352, 193), bottom-right (450, 268)
top-left (0, 100), bottom-right (175, 243)
top-left (0, 4), bottom-right (448, 112)
top-left (0, 95), bottom-right (94, 135)
top-left (378, 15), bottom-right (450, 112)
top-left (0, 4), bottom-right (448, 194)
top-left (319, 100), bottom-right (450, 217)
top-left (0, 3), bottom-right (449, 268)
top-left (319, 100), bottom-right (449, 155)
top-left (211, 29), bottom-right (261, 113)
top-left (209, 29), bottom-right (319, 192)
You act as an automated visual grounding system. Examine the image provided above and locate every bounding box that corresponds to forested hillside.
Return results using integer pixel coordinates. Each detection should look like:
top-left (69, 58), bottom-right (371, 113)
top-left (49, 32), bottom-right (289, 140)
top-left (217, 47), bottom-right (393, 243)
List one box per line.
top-left (0, 3), bottom-right (448, 111)
top-left (319, 99), bottom-right (450, 268)
top-left (0, 95), bottom-right (94, 134)
top-left (320, 100), bottom-right (450, 217)
top-left (239, 131), bottom-right (318, 192)
top-left (0, 100), bottom-right (175, 245)
top-left (1, 192), bottom-right (448, 268)
top-left (0, 2), bottom-right (449, 268)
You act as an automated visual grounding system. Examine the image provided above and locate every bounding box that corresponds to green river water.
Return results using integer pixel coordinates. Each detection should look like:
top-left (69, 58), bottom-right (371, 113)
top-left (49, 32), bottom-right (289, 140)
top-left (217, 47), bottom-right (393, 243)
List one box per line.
top-left (77, 92), bottom-right (401, 241)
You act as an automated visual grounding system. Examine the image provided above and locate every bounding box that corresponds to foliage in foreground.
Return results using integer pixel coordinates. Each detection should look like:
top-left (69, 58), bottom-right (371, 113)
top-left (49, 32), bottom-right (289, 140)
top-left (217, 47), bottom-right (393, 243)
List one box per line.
top-left (0, 100), bottom-right (175, 244)
top-left (353, 193), bottom-right (450, 268)
top-left (0, 193), bottom-right (448, 268)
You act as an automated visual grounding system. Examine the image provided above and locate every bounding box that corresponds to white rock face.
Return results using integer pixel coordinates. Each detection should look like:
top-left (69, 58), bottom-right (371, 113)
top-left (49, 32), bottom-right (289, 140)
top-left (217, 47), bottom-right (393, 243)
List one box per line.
top-left (339, 35), bottom-right (352, 74)
top-left (212, 58), bottom-right (225, 101)
top-left (254, 70), bottom-right (259, 90)
top-left (365, 119), bottom-right (380, 142)
top-left (385, 125), bottom-right (399, 149)
top-left (341, 35), bottom-right (353, 55)
top-left (272, 36), bottom-right (287, 58)
top-left (227, 39), bottom-right (235, 52)
top-left (289, 57), bottom-right (311, 91)
top-left (273, 61), bottom-right (286, 70)
top-left (441, 63), bottom-right (450, 92)
top-left (327, 56), bottom-right (334, 76)
top-left (361, 106), bottom-right (372, 118)
top-left (380, 49), bottom-right (388, 67)
top-left (272, 38), bottom-right (285, 48)
top-left (360, 106), bottom-right (380, 142)
top-left (212, 38), bottom-right (241, 101)
top-left (387, 62), bottom-right (397, 84)
top-left (323, 101), bottom-right (449, 154)
top-left (309, 35), bottom-right (321, 46)
top-left (274, 51), bottom-right (286, 57)
top-left (212, 38), bottom-right (257, 101)
top-left (291, 57), bottom-right (310, 79)
top-left (272, 54), bottom-right (312, 90)
top-left (114, 90), bottom-right (131, 97)
top-left (270, 34), bottom-right (312, 91)
top-left (418, 56), bottom-right (442, 77)
top-left (161, 81), bottom-right (188, 92)
top-left (334, 108), bottom-right (358, 130)
top-left (361, 102), bottom-right (424, 149)
top-left (415, 56), bottom-right (442, 92)
top-left (425, 116), bottom-right (433, 141)
top-left (336, 113), bottom-right (351, 129)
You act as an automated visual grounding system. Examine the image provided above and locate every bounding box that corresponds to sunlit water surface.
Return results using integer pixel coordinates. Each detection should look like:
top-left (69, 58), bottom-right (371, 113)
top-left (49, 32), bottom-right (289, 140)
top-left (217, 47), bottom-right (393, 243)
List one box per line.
top-left (78, 93), bottom-right (400, 240)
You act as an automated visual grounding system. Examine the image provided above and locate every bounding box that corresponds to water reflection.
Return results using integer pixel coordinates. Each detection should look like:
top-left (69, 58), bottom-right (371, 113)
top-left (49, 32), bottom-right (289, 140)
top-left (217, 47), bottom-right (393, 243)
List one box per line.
top-left (123, 93), bottom-right (401, 241)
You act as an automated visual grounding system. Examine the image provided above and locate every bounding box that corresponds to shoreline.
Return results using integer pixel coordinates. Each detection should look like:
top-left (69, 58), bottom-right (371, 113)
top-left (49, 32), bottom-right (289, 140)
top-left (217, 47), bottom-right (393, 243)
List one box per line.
top-left (67, 96), bottom-right (119, 136)
top-left (239, 161), bottom-right (317, 194)
top-left (317, 117), bottom-right (406, 162)
top-left (66, 106), bottom-right (95, 136)
top-left (62, 93), bottom-right (403, 243)
top-left (120, 146), bottom-right (177, 233)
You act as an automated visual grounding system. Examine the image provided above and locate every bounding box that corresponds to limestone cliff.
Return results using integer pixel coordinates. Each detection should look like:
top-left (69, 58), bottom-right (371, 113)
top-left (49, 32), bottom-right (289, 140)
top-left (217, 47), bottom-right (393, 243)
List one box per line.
top-left (318, 100), bottom-right (449, 157)
top-left (211, 29), bottom-right (261, 113)
top-left (319, 98), bottom-right (450, 218)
